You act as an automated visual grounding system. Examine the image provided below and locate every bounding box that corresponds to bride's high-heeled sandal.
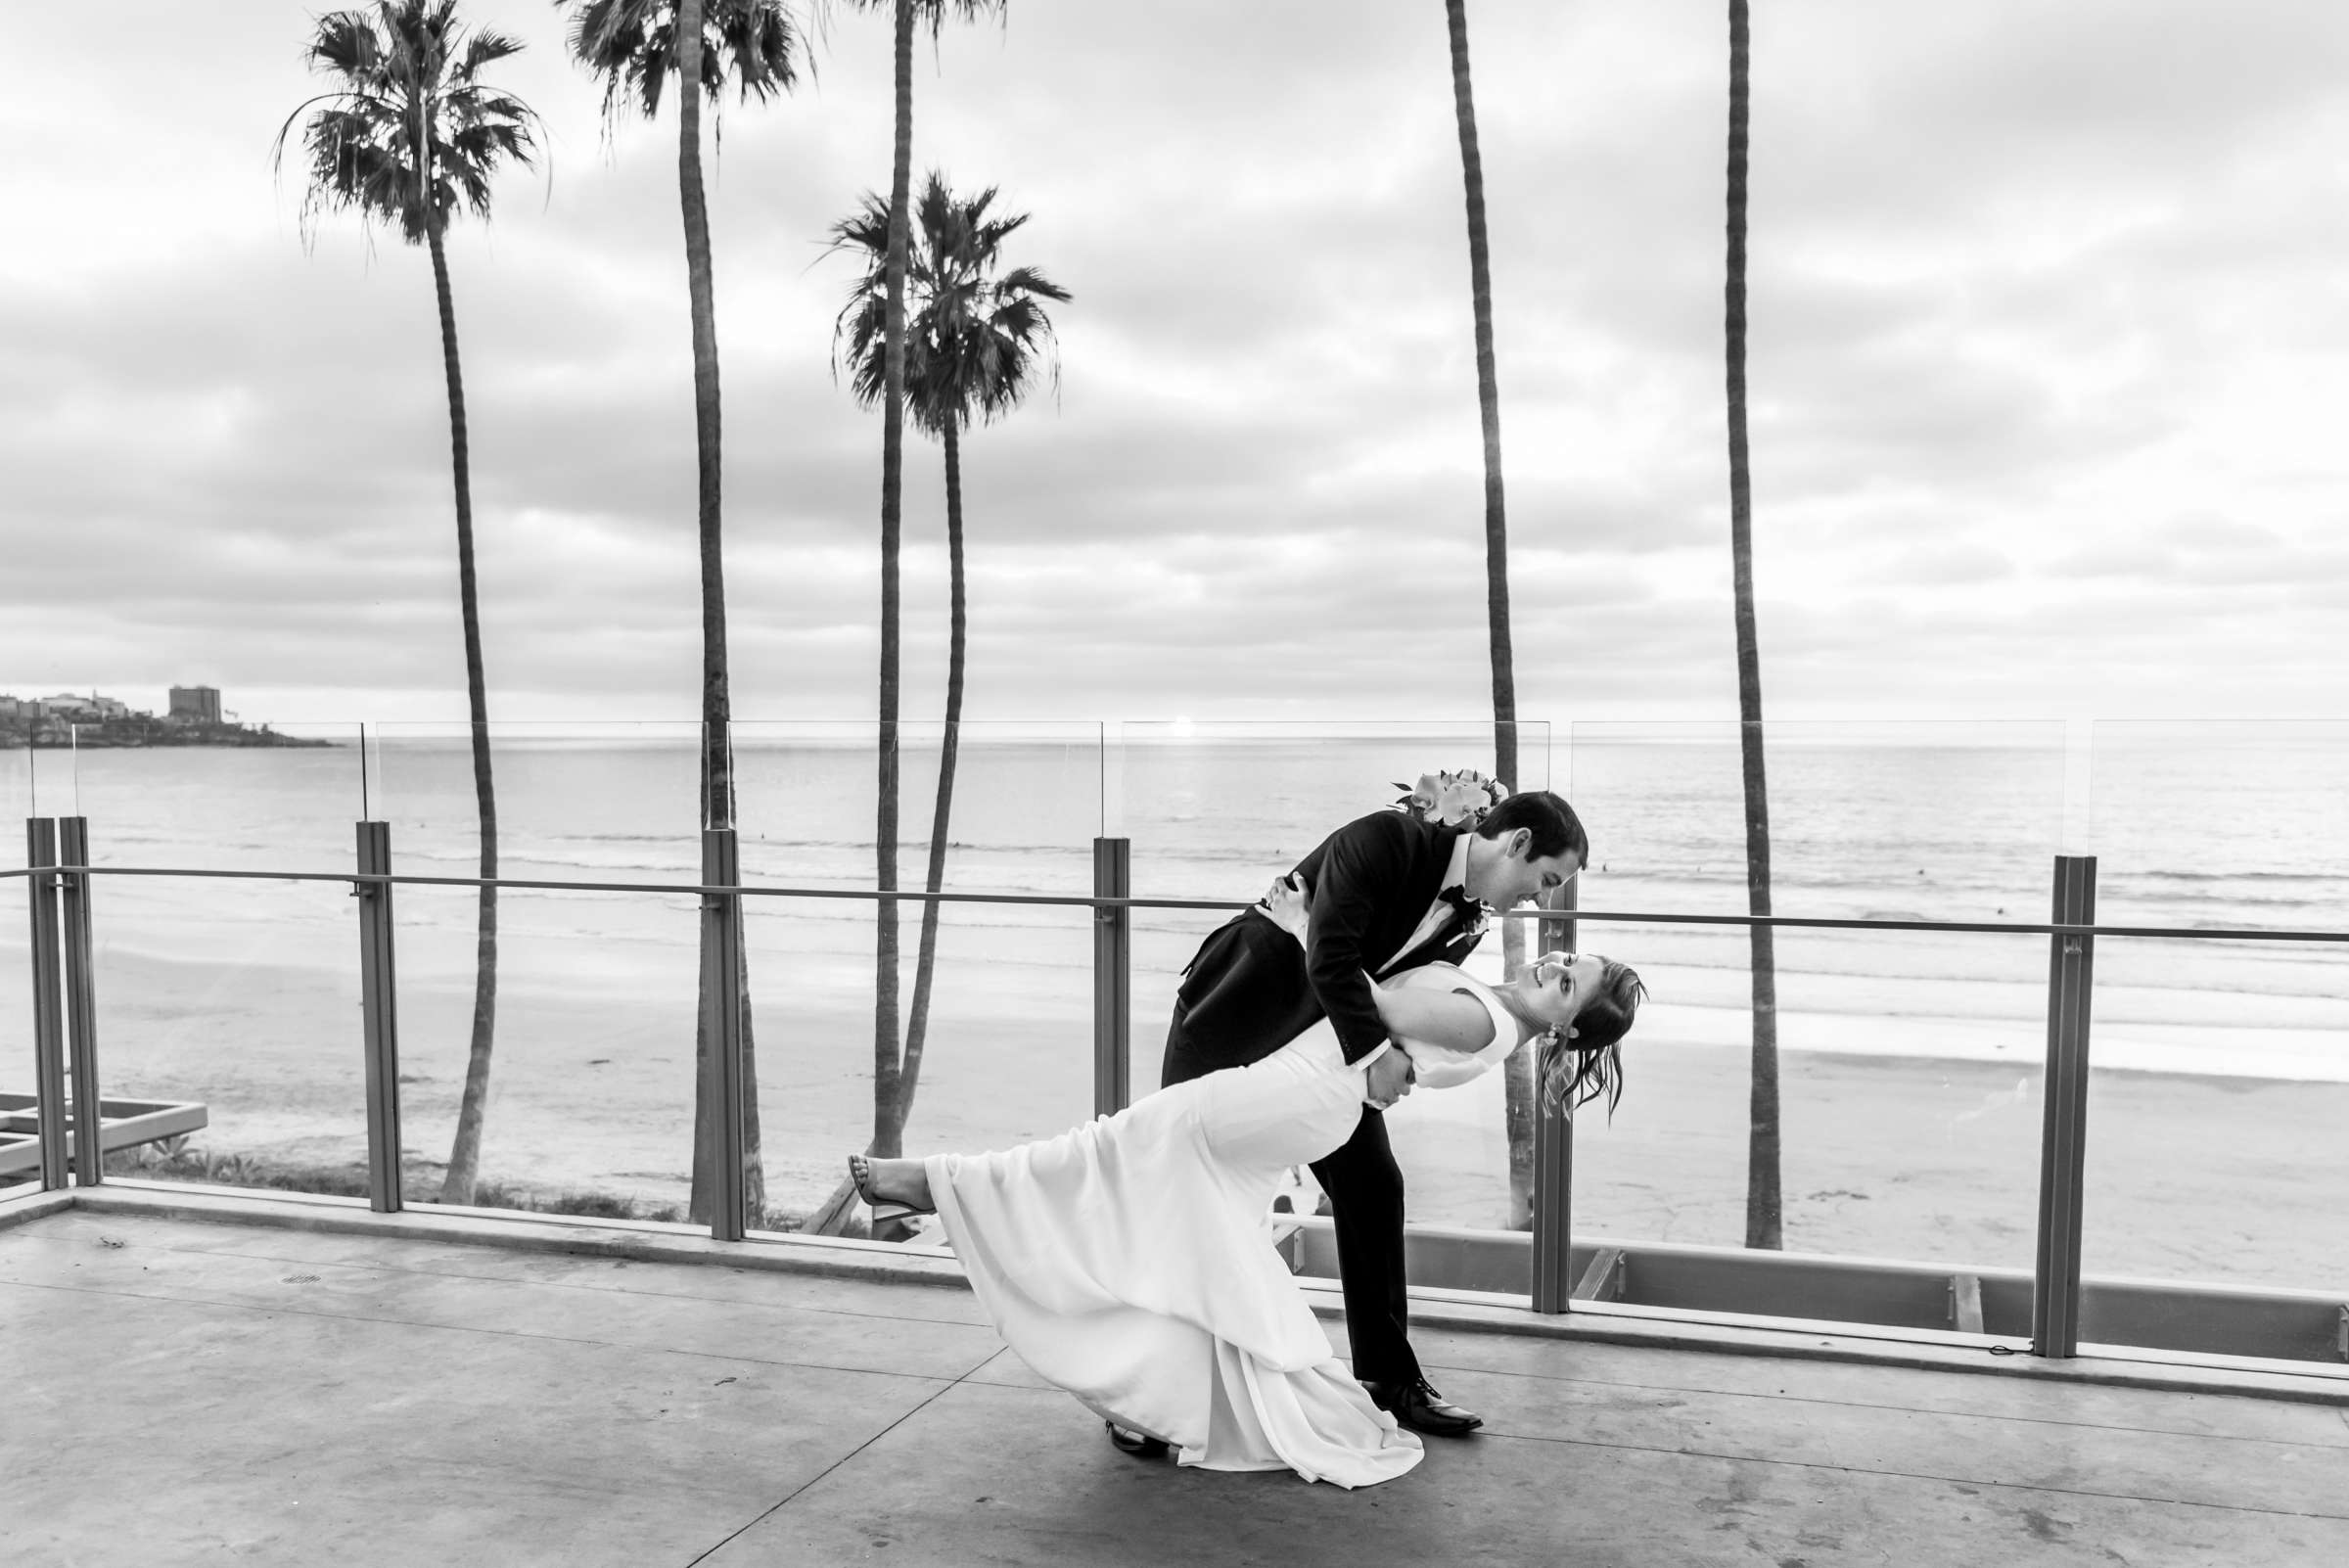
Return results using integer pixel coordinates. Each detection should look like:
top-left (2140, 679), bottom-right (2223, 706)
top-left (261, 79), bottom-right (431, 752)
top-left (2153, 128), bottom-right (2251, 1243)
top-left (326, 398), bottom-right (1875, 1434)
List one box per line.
top-left (848, 1154), bottom-right (934, 1224)
top-left (1105, 1419), bottom-right (1171, 1459)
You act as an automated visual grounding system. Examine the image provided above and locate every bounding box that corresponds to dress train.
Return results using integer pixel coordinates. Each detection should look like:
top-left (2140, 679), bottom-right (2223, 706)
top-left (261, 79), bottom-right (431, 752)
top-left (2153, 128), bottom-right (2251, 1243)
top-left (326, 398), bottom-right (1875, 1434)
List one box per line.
top-left (924, 1031), bottom-right (1424, 1487)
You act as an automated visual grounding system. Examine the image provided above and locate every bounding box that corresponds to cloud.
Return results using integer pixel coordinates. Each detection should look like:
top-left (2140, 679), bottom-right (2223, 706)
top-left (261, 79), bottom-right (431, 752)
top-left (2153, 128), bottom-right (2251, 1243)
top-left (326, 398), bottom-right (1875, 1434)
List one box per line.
top-left (5, 0), bottom-right (2349, 732)
top-left (1878, 541), bottom-right (2021, 588)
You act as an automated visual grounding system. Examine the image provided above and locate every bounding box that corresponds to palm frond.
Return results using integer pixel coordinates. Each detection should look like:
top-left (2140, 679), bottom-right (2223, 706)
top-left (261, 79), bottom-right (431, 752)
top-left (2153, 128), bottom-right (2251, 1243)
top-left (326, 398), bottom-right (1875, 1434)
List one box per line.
top-left (554, 0), bottom-right (804, 136)
top-left (281, 0), bottom-right (543, 247)
top-left (827, 168), bottom-right (1069, 437)
top-left (455, 26), bottom-right (527, 79)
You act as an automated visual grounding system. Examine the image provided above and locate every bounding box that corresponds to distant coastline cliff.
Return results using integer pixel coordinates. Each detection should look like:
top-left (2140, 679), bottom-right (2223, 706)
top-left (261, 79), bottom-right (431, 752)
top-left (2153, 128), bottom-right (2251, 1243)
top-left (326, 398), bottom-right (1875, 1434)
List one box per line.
top-left (0, 686), bottom-right (330, 749)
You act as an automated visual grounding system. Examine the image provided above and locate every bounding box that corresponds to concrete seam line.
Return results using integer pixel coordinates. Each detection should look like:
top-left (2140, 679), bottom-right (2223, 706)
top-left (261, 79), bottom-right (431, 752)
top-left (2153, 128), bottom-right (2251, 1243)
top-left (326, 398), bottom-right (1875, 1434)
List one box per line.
top-left (679, 1375), bottom-right (969, 1567)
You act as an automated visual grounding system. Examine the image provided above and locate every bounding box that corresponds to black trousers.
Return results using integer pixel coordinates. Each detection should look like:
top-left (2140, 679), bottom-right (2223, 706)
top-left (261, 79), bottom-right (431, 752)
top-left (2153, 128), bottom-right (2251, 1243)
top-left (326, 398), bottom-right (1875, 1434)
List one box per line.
top-left (1161, 985), bottom-right (1420, 1390)
top-left (1304, 1106), bottom-right (1417, 1388)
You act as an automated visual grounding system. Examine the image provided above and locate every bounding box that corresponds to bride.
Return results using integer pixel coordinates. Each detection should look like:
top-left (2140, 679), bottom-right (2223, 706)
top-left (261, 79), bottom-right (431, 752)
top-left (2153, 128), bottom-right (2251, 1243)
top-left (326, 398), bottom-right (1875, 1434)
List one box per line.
top-left (851, 874), bottom-right (1645, 1489)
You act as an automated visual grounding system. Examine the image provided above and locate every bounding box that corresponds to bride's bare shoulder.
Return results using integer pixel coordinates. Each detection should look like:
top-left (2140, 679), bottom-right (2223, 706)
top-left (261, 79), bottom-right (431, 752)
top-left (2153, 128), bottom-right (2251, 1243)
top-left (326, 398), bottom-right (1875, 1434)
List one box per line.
top-left (1383, 969), bottom-right (1500, 1053)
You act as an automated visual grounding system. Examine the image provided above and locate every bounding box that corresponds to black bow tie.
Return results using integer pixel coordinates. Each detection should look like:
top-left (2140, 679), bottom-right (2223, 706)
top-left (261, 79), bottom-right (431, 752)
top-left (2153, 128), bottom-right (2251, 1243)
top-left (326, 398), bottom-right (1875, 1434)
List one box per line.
top-left (1439, 886), bottom-right (1485, 926)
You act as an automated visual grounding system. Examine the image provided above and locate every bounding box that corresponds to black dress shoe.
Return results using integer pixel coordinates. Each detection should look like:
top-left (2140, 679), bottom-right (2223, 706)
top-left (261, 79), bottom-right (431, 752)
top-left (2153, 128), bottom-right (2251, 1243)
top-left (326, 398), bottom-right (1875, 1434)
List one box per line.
top-left (1364, 1377), bottom-right (1484, 1436)
top-left (1105, 1419), bottom-right (1170, 1458)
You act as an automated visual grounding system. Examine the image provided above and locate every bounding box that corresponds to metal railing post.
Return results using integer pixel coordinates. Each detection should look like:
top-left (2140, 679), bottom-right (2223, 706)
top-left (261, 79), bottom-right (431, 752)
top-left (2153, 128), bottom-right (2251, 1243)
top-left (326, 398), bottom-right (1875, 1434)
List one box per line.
top-left (2032, 854), bottom-right (2097, 1358)
top-left (1092, 838), bottom-right (1132, 1118)
top-left (1530, 882), bottom-right (1579, 1313)
top-left (701, 828), bottom-right (747, 1242)
top-left (26, 819), bottom-right (68, 1190)
top-left (58, 818), bottom-right (102, 1185)
top-left (354, 822), bottom-right (404, 1213)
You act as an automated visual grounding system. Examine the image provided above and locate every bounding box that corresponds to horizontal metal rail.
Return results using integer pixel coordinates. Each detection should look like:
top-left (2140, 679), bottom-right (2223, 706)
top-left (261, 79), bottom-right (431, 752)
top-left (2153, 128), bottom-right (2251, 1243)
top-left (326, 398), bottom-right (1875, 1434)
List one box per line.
top-left (1525, 908), bottom-right (2349, 944)
top-left (43, 862), bottom-right (1239, 911)
top-left (28, 862), bottom-right (2349, 945)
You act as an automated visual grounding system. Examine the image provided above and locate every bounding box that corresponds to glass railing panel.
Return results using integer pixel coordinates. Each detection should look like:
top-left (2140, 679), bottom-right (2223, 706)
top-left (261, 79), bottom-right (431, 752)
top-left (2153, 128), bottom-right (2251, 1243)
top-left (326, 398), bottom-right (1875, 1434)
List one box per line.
top-left (49, 720), bottom-right (368, 1197)
top-left (89, 870), bottom-right (369, 1199)
top-left (733, 721), bottom-right (1102, 1234)
top-left (728, 719), bottom-right (1103, 897)
top-left (1565, 720), bottom-right (2068, 1297)
top-left (367, 720), bottom-right (705, 887)
top-left (392, 880), bottom-right (700, 1221)
top-left (1110, 721), bottom-right (1551, 1238)
top-left (368, 722), bottom-right (705, 1219)
top-left (1111, 719), bottom-right (1552, 884)
top-left (743, 896), bottom-right (1097, 1236)
top-left (2, 744), bottom-right (32, 1194)
top-left (65, 720), bottom-right (368, 874)
top-left (2079, 721), bottom-right (2349, 1327)
top-left (3, 735), bottom-right (32, 818)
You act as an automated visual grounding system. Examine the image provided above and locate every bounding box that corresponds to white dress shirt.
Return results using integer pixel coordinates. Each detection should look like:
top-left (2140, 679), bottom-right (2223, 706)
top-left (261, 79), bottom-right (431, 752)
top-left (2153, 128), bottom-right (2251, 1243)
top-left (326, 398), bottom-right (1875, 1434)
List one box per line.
top-left (1358, 833), bottom-right (1490, 1073)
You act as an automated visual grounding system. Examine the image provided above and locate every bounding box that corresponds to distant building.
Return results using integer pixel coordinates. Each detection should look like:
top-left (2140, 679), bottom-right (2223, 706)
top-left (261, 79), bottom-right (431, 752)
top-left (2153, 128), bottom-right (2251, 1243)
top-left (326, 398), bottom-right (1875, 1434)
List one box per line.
top-left (0, 694), bottom-right (32, 722)
top-left (168, 686), bottom-right (224, 724)
top-left (37, 691), bottom-right (137, 721)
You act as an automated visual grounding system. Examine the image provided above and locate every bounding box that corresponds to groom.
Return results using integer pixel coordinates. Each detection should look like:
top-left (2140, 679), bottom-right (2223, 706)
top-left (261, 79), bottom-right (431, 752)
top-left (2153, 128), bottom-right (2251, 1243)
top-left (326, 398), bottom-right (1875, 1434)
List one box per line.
top-left (1144, 787), bottom-right (1588, 1443)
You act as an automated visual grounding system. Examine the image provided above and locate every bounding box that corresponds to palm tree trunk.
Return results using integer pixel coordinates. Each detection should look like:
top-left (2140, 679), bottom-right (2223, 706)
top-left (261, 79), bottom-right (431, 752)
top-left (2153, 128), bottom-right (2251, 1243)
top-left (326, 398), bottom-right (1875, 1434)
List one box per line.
top-left (898, 423), bottom-right (966, 1132)
top-left (675, 0), bottom-right (728, 837)
top-left (674, 0), bottom-right (764, 1224)
top-left (1727, 0), bottom-right (1781, 1251)
top-left (736, 916), bottom-right (766, 1221)
top-left (427, 220), bottom-right (499, 1209)
top-left (1445, 0), bottom-right (1515, 783)
top-left (871, 0), bottom-right (916, 1163)
top-left (1446, 0), bottom-right (1534, 1228)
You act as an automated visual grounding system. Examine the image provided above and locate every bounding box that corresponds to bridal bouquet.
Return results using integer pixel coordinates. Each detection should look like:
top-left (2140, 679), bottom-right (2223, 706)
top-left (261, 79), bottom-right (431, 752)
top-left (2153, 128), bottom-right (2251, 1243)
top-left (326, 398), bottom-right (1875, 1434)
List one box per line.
top-left (1391, 768), bottom-right (1505, 828)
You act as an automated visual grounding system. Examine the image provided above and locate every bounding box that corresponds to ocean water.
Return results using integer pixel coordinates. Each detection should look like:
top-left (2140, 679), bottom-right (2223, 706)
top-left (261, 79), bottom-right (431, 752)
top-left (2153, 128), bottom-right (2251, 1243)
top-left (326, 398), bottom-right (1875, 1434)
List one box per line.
top-left (9, 719), bottom-right (2349, 1085)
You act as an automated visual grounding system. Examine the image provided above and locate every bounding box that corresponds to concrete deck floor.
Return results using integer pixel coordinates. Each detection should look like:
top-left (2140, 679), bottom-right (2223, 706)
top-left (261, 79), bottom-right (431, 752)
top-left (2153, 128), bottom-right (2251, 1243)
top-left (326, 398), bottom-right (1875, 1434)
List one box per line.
top-left (7, 1194), bottom-right (2349, 1567)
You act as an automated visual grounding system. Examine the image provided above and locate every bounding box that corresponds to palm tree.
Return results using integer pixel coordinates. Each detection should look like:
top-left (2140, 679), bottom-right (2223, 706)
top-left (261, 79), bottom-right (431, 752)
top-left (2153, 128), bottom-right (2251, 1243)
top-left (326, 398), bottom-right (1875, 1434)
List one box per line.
top-left (1726, 0), bottom-right (1781, 1249)
top-left (833, 172), bottom-right (1067, 1150)
top-left (557, 0), bottom-right (802, 1223)
top-left (275, 0), bottom-right (541, 1207)
top-left (841, 0), bottom-right (1005, 1189)
top-left (1442, 0), bottom-right (1543, 1226)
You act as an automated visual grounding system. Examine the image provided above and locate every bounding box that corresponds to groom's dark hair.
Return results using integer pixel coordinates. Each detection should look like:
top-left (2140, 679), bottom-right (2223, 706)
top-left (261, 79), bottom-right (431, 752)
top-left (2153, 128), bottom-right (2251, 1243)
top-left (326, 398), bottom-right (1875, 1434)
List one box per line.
top-left (1474, 790), bottom-right (1588, 864)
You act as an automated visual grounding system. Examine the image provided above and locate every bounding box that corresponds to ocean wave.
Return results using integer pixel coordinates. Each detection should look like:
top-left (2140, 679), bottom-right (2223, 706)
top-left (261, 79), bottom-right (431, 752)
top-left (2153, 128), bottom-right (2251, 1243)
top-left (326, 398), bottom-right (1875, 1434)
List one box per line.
top-left (2113, 868), bottom-right (2349, 885)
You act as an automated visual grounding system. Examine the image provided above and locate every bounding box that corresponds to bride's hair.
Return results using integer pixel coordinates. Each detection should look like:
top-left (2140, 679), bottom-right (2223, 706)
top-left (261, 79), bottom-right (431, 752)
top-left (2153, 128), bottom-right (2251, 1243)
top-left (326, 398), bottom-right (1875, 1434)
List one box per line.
top-left (1537, 958), bottom-right (1645, 1117)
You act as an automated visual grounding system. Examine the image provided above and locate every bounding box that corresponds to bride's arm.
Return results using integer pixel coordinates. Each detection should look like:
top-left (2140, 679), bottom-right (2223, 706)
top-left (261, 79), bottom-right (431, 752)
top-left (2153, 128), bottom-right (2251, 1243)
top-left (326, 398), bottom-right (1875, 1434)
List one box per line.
top-left (1365, 979), bottom-right (1498, 1054)
top-left (1262, 872), bottom-right (1313, 942)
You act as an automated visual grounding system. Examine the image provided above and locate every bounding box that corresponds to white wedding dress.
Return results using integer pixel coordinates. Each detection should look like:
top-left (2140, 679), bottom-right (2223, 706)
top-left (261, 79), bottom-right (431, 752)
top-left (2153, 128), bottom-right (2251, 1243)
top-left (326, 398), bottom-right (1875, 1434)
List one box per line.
top-left (924, 960), bottom-right (1516, 1489)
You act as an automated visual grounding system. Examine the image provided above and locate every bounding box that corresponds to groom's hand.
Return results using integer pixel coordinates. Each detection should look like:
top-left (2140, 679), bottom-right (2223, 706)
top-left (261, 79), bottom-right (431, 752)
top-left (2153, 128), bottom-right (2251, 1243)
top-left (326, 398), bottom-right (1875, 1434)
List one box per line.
top-left (1363, 1048), bottom-right (1414, 1110)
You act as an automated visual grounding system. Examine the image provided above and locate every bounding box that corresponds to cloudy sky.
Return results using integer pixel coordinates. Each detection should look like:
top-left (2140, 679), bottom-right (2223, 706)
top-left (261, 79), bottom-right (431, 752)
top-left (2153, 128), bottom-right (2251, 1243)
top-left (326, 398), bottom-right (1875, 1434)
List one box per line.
top-left (6, 0), bottom-right (2348, 729)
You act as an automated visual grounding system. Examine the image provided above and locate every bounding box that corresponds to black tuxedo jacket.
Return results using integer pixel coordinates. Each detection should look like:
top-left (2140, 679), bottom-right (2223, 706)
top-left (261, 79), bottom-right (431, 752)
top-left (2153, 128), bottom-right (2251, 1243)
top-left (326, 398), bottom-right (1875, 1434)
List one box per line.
top-left (1168, 810), bottom-right (1488, 1077)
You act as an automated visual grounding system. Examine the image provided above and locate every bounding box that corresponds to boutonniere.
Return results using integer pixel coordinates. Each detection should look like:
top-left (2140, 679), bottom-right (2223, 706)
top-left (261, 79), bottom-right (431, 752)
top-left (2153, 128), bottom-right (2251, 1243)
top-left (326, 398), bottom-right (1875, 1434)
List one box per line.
top-left (1439, 885), bottom-right (1493, 942)
top-left (1392, 767), bottom-right (1506, 829)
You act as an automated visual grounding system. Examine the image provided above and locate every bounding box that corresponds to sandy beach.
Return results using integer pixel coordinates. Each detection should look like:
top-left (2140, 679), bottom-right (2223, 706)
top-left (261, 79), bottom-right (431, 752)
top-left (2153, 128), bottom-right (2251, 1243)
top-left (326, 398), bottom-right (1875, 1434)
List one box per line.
top-left (39, 933), bottom-right (2349, 1300)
